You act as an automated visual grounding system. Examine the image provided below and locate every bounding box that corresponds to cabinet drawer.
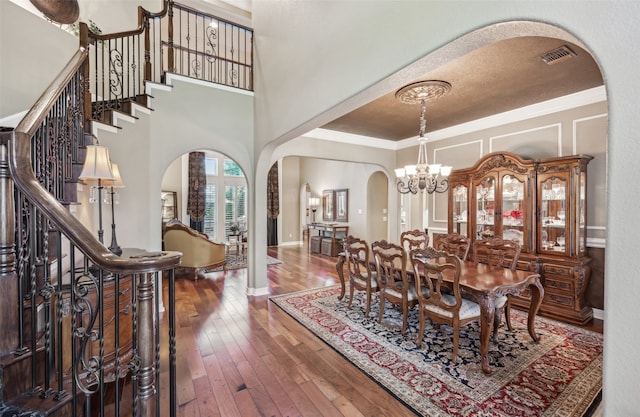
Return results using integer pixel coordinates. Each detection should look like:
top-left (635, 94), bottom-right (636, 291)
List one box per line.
top-left (542, 263), bottom-right (573, 276)
top-left (544, 292), bottom-right (575, 308)
top-left (543, 276), bottom-right (575, 294)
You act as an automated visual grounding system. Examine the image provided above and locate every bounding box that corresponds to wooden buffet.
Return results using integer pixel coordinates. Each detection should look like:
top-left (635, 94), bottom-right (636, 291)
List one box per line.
top-left (447, 152), bottom-right (593, 324)
top-left (308, 223), bottom-right (349, 257)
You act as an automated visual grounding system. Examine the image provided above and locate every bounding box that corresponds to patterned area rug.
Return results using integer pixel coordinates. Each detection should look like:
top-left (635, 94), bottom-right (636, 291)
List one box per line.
top-left (270, 285), bottom-right (602, 417)
top-left (211, 253), bottom-right (283, 271)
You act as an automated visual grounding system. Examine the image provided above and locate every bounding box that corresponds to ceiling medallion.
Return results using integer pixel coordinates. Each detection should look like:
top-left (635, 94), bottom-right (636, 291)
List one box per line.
top-left (395, 80), bottom-right (452, 105)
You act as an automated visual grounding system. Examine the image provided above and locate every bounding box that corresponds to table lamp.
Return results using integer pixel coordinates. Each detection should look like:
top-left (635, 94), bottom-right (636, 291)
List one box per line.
top-left (79, 141), bottom-right (115, 245)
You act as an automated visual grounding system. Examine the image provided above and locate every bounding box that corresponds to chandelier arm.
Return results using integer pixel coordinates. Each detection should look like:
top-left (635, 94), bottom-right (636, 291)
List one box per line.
top-left (435, 177), bottom-right (450, 193)
top-left (396, 179), bottom-right (416, 194)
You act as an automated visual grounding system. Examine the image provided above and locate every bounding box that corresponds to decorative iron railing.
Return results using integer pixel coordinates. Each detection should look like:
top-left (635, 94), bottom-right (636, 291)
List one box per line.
top-left (88, 0), bottom-right (253, 122)
top-left (2, 47), bottom-right (181, 417)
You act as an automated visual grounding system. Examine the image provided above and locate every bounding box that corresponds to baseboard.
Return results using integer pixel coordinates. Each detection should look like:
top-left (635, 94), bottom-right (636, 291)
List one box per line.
top-left (593, 308), bottom-right (604, 321)
top-left (247, 286), bottom-right (269, 297)
top-left (280, 241), bottom-right (302, 247)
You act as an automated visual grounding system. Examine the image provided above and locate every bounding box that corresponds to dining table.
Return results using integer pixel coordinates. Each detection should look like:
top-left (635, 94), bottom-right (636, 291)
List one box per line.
top-left (336, 252), bottom-right (545, 374)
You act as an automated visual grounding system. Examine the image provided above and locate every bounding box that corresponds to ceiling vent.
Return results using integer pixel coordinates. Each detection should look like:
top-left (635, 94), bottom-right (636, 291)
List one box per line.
top-left (541, 45), bottom-right (577, 65)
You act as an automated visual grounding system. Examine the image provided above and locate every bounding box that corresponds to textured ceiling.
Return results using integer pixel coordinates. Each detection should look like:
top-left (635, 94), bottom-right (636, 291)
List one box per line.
top-left (321, 36), bottom-right (603, 141)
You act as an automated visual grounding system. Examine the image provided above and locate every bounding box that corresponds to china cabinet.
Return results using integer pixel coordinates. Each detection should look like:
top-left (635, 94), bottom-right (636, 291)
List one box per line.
top-left (447, 152), bottom-right (593, 324)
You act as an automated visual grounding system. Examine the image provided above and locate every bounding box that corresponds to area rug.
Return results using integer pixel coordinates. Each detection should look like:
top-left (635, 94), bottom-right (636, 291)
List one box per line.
top-left (210, 254), bottom-right (283, 271)
top-left (270, 285), bottom-right (602, 417)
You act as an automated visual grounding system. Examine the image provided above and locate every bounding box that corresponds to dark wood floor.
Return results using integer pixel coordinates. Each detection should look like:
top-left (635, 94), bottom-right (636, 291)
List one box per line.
top-left (163, 245), bottom-right (603, 417)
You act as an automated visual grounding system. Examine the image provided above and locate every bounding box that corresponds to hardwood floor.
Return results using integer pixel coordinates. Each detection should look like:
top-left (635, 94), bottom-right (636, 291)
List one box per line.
top-left (162, 245), bottom-right (603, 417)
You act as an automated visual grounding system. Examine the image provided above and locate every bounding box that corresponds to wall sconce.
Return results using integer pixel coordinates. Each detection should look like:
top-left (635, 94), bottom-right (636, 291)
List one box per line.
top-left (309, 197), bottom-right (320, 224)
top-left (79, 141), bottom-right (115, 245)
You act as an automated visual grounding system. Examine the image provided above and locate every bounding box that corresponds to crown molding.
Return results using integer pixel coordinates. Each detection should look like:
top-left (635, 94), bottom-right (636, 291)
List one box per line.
top-left (307, 86), bottom-right (606, 151)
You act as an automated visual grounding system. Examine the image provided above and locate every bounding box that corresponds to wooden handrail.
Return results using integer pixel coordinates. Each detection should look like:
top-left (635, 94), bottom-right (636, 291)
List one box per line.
top-left (11, 48), bottom-right (180, 274)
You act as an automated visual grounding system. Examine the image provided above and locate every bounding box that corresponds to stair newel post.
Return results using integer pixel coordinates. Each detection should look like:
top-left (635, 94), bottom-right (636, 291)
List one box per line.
top-left (141, 7), bottom-right (152, 83)
top-left (79, 23), bottom-right (92, 126)
top-left (168, 0), bottom-right (175, 73)
top-left (136, 272), bottom-right (157, 417)
top-left (0, 134), bottom-right (19, 356)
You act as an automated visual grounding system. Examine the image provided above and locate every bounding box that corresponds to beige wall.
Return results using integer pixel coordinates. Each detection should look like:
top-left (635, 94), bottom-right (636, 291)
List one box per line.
top-left (411, 100), bottom-right (608, 244)
top-left (286, 157), bottom-right (387, 244)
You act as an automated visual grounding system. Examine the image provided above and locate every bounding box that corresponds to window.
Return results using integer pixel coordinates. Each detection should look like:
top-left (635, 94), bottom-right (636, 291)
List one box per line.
top-left (200, 153), bottom-right (247, 241)
top-left (224, 159), bottom-right (243, 176)
top-left (203, 184), bottom-right (217, 238)
top-left (205, 157), bottom-right (218, 176)
top-left (225, 185), bottom-right (246, 235)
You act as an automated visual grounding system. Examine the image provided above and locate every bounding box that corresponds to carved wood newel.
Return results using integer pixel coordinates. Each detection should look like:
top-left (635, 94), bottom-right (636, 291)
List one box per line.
top-left (0, 137), bottom-right (19, 355)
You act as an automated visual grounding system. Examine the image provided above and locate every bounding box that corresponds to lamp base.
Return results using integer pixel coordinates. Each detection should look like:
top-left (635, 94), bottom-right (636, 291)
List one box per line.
top-left (109, 244), bottom-right (123, 256)
top-left (109, 223), bottom-right (122, 256)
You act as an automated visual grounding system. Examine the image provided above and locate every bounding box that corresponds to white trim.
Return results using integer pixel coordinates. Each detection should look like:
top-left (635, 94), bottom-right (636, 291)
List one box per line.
top-left (587, 237), bottom-right (606, 248)
top-left (304, 128), bottom-right (397, 150)
top-left (112, 111), bottom-right (136, 126)
top-left (573, 113), bottom-right (608, 154)
top-left (428, 86), bottom-right (605, 143)
top-left (309, 86), bottom-right (606, 150)
top-left (131, 102), bottom-right (152, 117)
top-left (489, 123), bottom-right (562, 155)
top-left (92, 120), bottom-right (118, 135)
top-left (247, 286), bottom-right (269, 297)
top-left (0, 110), bottom-right (28, 128)
top-left (164, 73), bottom-right (255, 96)
top-left (280, 241), bottom-right (303, 247)
top-left (593, 308), bottom-right (604, 321)
top-left (145, 81), bottom-right (172, 95)
top-left (587, 226), bottom-right (606, 231)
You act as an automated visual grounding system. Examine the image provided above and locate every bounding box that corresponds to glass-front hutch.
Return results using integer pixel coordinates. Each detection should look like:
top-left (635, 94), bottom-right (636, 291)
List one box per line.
top-left (447, 152), bottom-right (593, 325)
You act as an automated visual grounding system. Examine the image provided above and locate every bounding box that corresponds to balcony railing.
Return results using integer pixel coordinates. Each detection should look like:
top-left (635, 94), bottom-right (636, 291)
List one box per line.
top-left (87, 0), bottom-right (254, 122)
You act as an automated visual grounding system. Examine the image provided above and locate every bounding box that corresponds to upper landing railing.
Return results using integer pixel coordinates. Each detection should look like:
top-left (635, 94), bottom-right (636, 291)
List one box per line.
top-left (86, 0), bottom-right (254, 122)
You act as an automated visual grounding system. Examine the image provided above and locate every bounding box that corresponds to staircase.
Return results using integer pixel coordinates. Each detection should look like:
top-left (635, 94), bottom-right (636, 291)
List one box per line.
top-left (0, 1), bottom-right (252, 416)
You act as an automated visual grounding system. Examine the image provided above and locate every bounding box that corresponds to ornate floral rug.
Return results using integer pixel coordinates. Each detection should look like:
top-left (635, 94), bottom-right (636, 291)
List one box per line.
top-left (210, 254), bottom-right (283, 271)
top-left (270, 285), bottom-right (602, 417)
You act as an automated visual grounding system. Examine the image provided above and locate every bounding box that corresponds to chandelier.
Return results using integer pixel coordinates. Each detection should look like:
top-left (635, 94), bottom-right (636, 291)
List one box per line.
top-left (394, 80), bottom-right (452, 194)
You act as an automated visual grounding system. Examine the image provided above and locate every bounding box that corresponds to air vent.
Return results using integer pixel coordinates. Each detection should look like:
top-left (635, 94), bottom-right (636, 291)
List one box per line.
top-left (541, 45), bottom-right (577, 65)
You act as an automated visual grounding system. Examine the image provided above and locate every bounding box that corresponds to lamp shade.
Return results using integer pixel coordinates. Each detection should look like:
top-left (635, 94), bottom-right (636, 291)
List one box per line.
top-left (79, 145), bottom-right (115, 181)
top-left (308, 197), bottom-right (320, 207)
top-left (102, 163), bottom-right (125, 188)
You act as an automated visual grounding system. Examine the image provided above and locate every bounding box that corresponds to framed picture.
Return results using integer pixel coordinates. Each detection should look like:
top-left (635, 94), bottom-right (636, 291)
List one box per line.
top-left (322, 189), bottom-right (335, 222)
top-left (335, 189), bottom-right (348, 222)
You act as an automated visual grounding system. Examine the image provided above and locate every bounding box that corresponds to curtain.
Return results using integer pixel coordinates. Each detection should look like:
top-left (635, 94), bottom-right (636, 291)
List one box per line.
top-left (267, 162), bottom-right (279, 246)
top-left (187, 151), bottom-right (206, 232)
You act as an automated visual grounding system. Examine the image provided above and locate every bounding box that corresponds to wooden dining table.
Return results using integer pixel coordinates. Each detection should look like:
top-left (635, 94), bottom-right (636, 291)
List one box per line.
top-left (336, 253), bottom-right (544, 374)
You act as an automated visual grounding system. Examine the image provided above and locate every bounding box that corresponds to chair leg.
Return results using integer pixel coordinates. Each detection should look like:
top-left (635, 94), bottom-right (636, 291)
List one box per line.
top-left (365, 291), bottom-right (372, 316)
top-left (452, 325), bottom-right (459, 363)
top-left (416, 309), bottom-right (426, 347)
top-left (378, 295), bottom-right (385, 323)
top-left (504, 298), bottom-right (513, 331)
top-left (348, 282), bottom-right (355, 309)
top-left (493, 308), bottom-right (502, 338)
top-left (401, 300), bottom-right (408, 335)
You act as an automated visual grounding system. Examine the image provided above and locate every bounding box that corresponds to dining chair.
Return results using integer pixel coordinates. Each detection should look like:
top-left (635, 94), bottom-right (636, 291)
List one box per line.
top-left (471, 237), bottom-right (522, 336)
top-left (372, 240), bottom-right (425, 335)
top-left (434, 233), bottom-right (471, 261)
top-left (400, 229), bottom-right (429, 253)
top-left (410, 249), bottom-right (481, 362)
top-left (343, 235), bottom-right (379, 316)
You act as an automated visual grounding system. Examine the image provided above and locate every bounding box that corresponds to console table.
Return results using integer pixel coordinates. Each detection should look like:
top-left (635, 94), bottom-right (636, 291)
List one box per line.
top-left (307, 224), bottom-right (349, 257)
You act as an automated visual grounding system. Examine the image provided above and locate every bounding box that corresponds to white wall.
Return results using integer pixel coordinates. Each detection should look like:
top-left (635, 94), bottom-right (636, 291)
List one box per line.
top-left (251, 3), bottom-right (639, 415)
